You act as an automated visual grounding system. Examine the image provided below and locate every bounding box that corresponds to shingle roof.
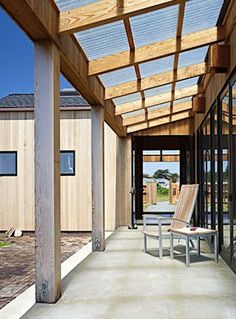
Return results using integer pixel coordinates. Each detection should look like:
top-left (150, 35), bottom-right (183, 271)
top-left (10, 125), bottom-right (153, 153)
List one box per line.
top-left (0, 92), bottom-right (90, 108)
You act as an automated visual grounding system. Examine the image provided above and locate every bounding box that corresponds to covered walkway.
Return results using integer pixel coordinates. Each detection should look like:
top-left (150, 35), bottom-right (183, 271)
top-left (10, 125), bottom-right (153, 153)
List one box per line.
top-left (22, 227), bottom-right (236, 319)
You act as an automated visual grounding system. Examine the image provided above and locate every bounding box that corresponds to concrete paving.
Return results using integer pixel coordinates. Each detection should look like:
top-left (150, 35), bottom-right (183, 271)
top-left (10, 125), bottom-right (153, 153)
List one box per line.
top-left (22, 227), bottom-right (236, 319)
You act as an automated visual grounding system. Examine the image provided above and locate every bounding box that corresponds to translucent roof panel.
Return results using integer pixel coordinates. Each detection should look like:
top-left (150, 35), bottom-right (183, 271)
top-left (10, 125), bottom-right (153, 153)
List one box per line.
top-left (173, 96), bottom-right (192, 105)
top-left (99, 66), bottom-right (136, 87)
top-left (182, 0), bottom-right (224, 35)
top-left (139, 56), bottom-right (174, 78)
top-left (122, 109), bottom-right (145, 119)
top-left (175, 77), bottom-right (199, 90)
top-left (55, 0), bottom-right (100, 11)
top-left (148, 102), bottom-right (170, 112)
top-left (76, 21), bottom-right (129, 60)
top-left (130, 5), bottom-right (178, 48)
top-left (145, 84), bottom-right (172, 98)
top-left (113, 92), bottom-right (141, 106)
top-left (179, 46), bottom-right (208, 68)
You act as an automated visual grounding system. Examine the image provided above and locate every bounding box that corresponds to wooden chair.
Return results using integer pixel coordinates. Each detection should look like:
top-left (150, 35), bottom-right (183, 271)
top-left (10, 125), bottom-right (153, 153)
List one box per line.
top-left (143, 184), bottom-right (199, 259)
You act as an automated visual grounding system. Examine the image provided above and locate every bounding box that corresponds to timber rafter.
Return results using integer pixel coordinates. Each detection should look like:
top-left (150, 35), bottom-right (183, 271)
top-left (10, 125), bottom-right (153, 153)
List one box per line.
top-left (1, 0), bottom-right (235, 135)
top-left (59, 0), bottom-right (186, 34)
top-left (115, 85), bottom-right (200, 115)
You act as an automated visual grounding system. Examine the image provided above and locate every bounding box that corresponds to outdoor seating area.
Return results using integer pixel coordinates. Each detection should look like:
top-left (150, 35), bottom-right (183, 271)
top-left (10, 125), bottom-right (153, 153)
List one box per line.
top-left (0, 0), bottom-right (236, 317)
top-left (19, 227), bottom-right (236, 319)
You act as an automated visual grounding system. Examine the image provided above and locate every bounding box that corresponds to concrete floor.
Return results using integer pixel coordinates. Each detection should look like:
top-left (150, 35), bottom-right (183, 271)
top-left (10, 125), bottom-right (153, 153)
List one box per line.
top-left (22, 227), bottom-right (236, 319)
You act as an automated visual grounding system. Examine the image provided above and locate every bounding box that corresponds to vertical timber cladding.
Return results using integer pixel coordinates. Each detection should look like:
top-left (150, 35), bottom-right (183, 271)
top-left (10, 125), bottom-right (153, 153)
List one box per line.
top-left (34, 40), bottom-right (61, 303)
top-left (133, 135), bottom-right (195, 221)
top-left (0, 110), bottom-right (127, 232)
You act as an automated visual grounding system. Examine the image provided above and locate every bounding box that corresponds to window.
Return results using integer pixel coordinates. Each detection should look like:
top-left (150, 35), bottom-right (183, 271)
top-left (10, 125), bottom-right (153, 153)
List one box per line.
top-left (60, 151), bottom-right (75, 176)
top-left (0, 152), bottom-right (17, 176)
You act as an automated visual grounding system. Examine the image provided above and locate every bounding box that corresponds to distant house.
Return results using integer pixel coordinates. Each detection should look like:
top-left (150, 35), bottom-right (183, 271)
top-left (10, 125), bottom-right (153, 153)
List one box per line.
top-left (0, 90), bottom-right (130, 231)
top-left (156, 178), bottom-right (169, 188)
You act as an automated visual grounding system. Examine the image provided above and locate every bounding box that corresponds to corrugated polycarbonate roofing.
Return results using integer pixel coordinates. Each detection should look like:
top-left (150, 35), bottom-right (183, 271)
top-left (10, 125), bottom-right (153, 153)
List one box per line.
top-left (145, 84), bottom-right (172, 98)
top-left (148, 102), bottom-right (171, 112)
top-left (56, 0), bottom-right (100, 11)
top-left (130, 5), bottom-right (178, 48)
top-left (54, 0), bottom-right (226, 127)
top-left (75, 21), bottom-right (129, 60)
top-left (139, 56), bottom-right (174, 78)
top-left (99, 66), bottom-right (136, 87)
top-left (173, 96), bottom-right (192, 105)
top-left (178, 46), bottom-right (209, 68)
top-left (122, 109), bottom-right (145, 119)
top-left (175, 77), bottom-right (199, 90)
top-left (182, 0), bottom-right (224, 35)
top-left (113, 92), bottom-right (141, 106)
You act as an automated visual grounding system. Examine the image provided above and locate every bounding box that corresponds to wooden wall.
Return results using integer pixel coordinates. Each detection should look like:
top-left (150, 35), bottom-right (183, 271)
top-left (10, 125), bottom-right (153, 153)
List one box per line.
top-left (194, 24), bottom-right (236, 131)
top-left (0, 110), bottom-right (130, 231)
top-left (133, 118), bottom-right (194, 136)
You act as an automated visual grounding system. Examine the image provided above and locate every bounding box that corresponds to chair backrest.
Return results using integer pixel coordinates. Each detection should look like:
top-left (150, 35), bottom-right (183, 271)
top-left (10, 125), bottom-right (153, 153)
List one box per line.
top-left (170, 184), bottom-right (199, 230)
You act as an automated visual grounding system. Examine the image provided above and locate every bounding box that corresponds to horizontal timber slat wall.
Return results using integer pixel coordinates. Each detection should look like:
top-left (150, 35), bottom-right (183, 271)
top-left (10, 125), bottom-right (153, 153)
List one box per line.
top-left (0, 110), bottom-right (131, 231)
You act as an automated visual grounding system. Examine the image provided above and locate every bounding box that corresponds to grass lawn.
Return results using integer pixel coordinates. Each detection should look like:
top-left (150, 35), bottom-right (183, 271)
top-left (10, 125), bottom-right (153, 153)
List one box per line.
top-left (0, 240), bottom-right (12, 248)
top-left (157, 193), bottom-right (169, 202)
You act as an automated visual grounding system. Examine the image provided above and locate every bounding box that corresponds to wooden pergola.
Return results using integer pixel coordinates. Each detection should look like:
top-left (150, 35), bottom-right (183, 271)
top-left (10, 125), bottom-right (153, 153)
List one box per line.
top-left (0, 0), bottom-right (235, 304)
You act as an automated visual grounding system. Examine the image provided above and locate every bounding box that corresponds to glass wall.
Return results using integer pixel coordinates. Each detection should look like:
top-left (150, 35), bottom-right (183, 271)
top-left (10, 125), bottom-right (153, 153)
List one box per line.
top-left (197, 71), bottom-right (236, 273)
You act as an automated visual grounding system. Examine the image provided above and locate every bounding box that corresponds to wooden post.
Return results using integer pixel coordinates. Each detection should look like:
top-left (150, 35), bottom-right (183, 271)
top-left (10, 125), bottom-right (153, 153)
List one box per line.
top-left (92, 106), bottom-right (105, 251)
top-left (192, 96), bottom-right (205, 113)
top-left (34, 40), bottom-right (61, 303)
top-left (210, 44), bottom-right (230, 73)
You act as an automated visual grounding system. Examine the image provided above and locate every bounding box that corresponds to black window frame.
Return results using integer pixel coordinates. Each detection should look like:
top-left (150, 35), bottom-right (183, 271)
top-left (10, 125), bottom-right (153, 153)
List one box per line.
top-left (0, 151), bottom-right (17, 176)
top-left (60, 150), bottom-right (75, 176)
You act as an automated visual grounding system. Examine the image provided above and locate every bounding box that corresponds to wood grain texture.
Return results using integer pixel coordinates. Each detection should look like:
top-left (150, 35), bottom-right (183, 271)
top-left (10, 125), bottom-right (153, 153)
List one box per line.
top-left (134, 118), bottom-right (194, 136)
top-left (116, 85), bottom-right (199, 115)
top-left (59, 0), bottom-right (183, 34)
top-left (105, 63), bottom-right (207, 100)
top-left (89, 26), bottom-right (224, 75)
top-left (122, 101), bottom-right (192, 126)
top-left (91, 106), bottom-right (105, 251)
top-left (0, 112), bottom-right (122, 232)
top-left (127, 110), bottom-right (193, 133)
top-left (34, 40), bottom-right (61, 303)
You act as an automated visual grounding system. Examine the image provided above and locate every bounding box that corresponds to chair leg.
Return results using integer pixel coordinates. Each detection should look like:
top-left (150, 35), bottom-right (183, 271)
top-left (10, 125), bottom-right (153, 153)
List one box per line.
top-left (190, 239), bottom-right (195, 249)
top-left (186, 237), bottom-right (190, 267)
top-left (197, 236), bottom-right (200, 257)
top-left (170, 233), bottom-right (174, 259)
top-left (214, 233), bottom-right (218, 263)
top-left (144, 235), bottom-right (147, 253)
top-left (158, 223), bottom-right (163, 259)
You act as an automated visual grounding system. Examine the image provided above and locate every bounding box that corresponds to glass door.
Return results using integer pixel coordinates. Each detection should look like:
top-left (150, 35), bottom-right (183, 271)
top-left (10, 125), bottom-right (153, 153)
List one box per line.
top-left (142, 150), bottom-right (180, 216)
top-left (230, 81), bottom-right (236, 268)
top-left (221, 90), bottom-right (230, 258)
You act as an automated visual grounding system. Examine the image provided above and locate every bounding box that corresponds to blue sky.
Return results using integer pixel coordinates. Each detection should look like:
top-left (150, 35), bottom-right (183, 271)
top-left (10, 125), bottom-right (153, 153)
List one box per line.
top-left (143, 162), bottom-right (179, 176)
top-left (0, 8), bottom-right (70, 99)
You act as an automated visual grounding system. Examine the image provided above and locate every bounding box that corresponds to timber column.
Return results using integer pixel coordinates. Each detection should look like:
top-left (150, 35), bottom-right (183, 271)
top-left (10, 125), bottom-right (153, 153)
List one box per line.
top-left (34, 40), bottom-right (61, 302)
top-left (91, 106), bottom-right (105, 251)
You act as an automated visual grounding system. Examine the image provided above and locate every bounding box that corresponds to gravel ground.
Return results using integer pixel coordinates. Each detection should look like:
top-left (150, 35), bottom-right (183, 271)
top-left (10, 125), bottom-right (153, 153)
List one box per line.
top-left (0, 232), bottom-right (91, 309)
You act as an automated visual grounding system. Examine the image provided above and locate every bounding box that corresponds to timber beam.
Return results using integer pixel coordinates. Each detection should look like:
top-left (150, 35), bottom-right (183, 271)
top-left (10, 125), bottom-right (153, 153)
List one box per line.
top-left (192, 96), bottom-right (205, 113)
top-left (122, 100), bottom-right (192, 126)
top-left (127, 109), bottom-right (193, 133)
top-left (105, 62), bottom-right (207, 100)
top-left (59, 0), bottom-right (186, 34)
top-left (210, 44), bottom-right (231, 73)
top-left (89, 26), bottom-right (225, 76)
top-left (116, 85), bottom-right (200, 115)
top-left (0, 0), bottom-right (126, 137)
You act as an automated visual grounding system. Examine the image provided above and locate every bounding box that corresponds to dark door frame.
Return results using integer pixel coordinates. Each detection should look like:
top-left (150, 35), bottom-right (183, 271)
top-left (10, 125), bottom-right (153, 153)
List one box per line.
top-left (132, 135), bottom-right (195, 221)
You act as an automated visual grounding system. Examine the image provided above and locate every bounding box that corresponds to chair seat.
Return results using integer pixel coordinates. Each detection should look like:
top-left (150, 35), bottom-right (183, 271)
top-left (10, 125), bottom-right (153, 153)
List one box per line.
top-left (171, 227), bottom-right (217, 236)
top-left (143, 230), bottom-right (159, 238)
